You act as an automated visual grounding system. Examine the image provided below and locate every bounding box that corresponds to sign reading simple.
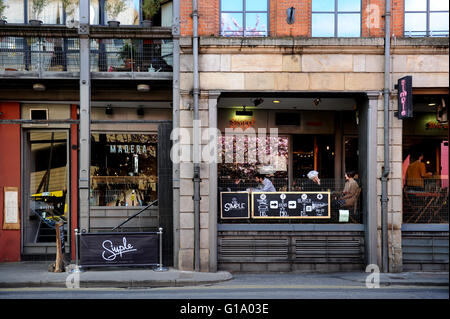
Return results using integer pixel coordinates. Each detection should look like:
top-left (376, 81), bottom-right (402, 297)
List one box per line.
top-left (220, 192), bottom-right (250, 219)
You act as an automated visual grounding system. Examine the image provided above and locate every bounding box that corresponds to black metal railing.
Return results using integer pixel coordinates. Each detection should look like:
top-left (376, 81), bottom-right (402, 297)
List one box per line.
top-left (112, 199), bottom-right (158, 231)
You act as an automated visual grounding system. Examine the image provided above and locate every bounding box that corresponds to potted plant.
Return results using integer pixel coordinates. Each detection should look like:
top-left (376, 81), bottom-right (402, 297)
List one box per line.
top-left (105, 0), bottom-right (127, 27)
top-left (62, 0), bottom-right (77, 21)
top-left (118, 40), bottom-right (138, 70)
top-left (142, 0), bottom-right (160, 27)
top-left (29, 0), bottom-right (49, 25)
top-left (0, 0), bottom-right (8, 25)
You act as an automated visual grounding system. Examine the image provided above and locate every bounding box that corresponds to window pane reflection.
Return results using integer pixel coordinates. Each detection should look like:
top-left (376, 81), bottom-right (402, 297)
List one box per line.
top-left (3, 0), bottom-right (25, 23)
top-left (90, 133), bottom-right (158, 207)
top-left (337, 13), bottom-right (360, 37)
top-left (312, 14), bottom-right (334, 37)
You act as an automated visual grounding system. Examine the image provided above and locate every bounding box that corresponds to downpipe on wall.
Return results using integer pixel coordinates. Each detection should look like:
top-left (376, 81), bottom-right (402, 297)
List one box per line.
top-left (381, 0), bottom-right (391, 273)
top-left (192, 0), bottom-right (201, 272)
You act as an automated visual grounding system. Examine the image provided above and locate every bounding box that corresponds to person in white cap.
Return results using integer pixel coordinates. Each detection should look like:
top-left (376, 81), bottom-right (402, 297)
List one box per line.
top-left (302, 170), bottom-right (323, 191)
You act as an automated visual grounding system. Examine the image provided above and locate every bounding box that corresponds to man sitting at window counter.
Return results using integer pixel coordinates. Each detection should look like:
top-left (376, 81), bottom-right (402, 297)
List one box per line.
top-left (248, 173), bottom-right (276, 192)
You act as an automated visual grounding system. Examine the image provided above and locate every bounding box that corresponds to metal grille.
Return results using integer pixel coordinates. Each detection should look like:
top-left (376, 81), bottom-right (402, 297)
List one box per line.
top-left (295, 237), bottom-right (364, 263)
top-left (403, 180), bottom-right (449, 224)
top-left (402, 232), bottom-right (449, 264)
top-left (0, 37), bottom-right (173, 73)
top-left (218, 238), bottom-right (289, 261)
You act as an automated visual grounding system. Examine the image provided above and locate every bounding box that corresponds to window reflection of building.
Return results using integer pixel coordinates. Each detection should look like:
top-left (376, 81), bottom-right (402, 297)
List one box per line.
top-left (90, 133), bottom-right (158, 207)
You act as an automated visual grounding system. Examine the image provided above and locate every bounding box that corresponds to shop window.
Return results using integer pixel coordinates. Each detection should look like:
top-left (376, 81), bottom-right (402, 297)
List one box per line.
top-left (220, 0), bottom-right (268, 37)
top-left (90, 133), bottom-right (158, 207)
top-left (311, 0), bottom-right (361, 37)
top-left (404, 0), bottom-right (449, 37)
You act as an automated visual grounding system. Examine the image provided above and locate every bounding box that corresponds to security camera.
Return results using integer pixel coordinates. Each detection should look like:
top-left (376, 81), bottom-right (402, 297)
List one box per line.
top-left (253, 98), bottom-right (264, 107)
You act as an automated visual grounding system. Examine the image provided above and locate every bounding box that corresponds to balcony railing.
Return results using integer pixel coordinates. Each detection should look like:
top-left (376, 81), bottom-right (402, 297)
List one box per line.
top-left (404, 30), bottom-right (449, 37)
top-left (0, 36), bottom-right (173, 75)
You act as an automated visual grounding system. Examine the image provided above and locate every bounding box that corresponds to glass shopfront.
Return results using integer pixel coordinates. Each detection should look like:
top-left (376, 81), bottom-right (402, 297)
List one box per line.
top-left (217, 106), bottom-right (362, 224)
top-left (90, 132), bottom-right (158, 207)
top-left (402, 94), bottom-right (449, 224)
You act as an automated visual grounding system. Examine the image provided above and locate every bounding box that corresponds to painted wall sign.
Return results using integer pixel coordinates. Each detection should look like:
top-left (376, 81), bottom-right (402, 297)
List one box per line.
top-left (425, 121), bottom-right (449, 130)
top-left (79, 232), bottom-right (159, 267)
top-left (229, 117), bottom-right (256, 130)
top-left (397, 76), bottom-right (413, 119)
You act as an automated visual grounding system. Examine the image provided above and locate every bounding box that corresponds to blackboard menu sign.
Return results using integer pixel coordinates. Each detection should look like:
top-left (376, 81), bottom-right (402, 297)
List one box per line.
top-left (79, 232), bottom-right (159, 267)
top-left (220, 192), bottom-right (250, 219)
top-left (252, 192), bottom-right (331, 219)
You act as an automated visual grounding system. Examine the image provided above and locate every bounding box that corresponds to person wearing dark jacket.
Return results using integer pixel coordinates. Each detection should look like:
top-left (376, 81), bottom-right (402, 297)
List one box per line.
top-left (302, 170), bottom-right (324, 191)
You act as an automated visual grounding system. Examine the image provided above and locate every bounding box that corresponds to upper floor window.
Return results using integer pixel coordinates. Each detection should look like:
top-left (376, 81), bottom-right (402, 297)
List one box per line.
top-left (311, 0), bottom-right (361, 37)
top-left (220, 0), bottom-right (268, 37)
top-left (404, 0), bottom-right (449, 37)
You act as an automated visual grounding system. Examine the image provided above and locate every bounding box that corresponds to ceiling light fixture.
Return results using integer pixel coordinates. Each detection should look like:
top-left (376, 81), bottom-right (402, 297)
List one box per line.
top-left (272, 100), bottom-right (281, 104)
top-left (137, 84), bottom-right (150, 92)
top-left (33, 83), bottom-right (46, 91)
top-left (236, 106), bottom-right (253, 116)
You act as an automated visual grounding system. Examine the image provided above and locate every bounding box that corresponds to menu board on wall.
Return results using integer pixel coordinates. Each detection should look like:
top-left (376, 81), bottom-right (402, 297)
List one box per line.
top-left (251, 192), bottom-right (331, 219)
top-left (3, 187), bottom-right (20, 230)
top-left (220, 192), bottom-right (250, 219)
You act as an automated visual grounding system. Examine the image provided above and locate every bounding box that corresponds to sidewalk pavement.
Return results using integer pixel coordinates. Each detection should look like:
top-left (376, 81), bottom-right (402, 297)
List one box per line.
top-left (0, 261), bottom-right (448, 289)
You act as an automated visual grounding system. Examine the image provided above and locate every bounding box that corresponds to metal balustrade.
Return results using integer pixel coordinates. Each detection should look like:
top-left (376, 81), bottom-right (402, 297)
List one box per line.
top-left (0, 36), bottom-right (173, 73)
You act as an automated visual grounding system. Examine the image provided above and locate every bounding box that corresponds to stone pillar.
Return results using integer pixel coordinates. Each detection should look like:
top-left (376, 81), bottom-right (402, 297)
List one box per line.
top-left (177, 91), bottom-right (218, 272)
top-left (376, 95), bottom-right (403, 272)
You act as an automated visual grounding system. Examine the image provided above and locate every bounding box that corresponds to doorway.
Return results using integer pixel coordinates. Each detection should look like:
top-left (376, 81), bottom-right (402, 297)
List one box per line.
top-left (22, 130), bottom-right (69, 257)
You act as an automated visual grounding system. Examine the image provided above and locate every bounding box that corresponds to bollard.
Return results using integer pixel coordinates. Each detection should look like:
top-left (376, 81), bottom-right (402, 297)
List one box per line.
top-left (153, 227), bottom-right (168, 272)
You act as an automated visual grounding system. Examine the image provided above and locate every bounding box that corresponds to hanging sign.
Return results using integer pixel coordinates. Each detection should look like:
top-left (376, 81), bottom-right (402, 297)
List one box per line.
top-left (397, 76), bottom-right (413, 119)
top-left (79, 232), bottom-right (159, 267)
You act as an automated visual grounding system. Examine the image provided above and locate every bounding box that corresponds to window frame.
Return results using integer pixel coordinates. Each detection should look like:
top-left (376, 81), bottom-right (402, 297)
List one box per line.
top-left (219, 0), bottom-right (270, 37)
top-left (403, 0), bottom-right (449, 37)
top-left (311, 0), bottom-right (362, 37)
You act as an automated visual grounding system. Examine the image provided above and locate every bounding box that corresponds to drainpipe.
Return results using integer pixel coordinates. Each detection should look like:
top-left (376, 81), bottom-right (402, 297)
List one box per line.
top-left (172, 0), bottom-right (181, 269)
top-left (381, 0), bottom-right (391, 273)
top-left (192, 0), bottom-right (201, 272)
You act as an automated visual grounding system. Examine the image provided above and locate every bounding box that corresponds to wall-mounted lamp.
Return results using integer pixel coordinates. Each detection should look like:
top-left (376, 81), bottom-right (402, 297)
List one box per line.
top-left (287, 7), bottom-right (295, 24)
top-left (137, 84), bottom-right (150, 92)
top-left (33, 83), bottom-right (46, 91)
top-left (313, 98), bottom-right (321, 106)
top-left (236, 106), bottom-right (253, 116)
top-left (105, 106), bottom-right (113, 115)
top-left (137, 106), bottom-right (144, 116)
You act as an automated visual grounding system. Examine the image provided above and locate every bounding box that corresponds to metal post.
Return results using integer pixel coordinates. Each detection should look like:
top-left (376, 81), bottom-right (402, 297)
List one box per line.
top-left (78, 0), bottom-right (91, 232)
top-left (70, 228), bottom-right (83, 273)
top-left (154, 227), bottom-right (168, 272)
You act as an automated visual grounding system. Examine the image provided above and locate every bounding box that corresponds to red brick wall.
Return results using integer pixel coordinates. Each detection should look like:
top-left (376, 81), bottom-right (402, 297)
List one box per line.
top-left (181, 0), bottom-right (405, 37)
top-left (0, 102), bottom-right (21, 262)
